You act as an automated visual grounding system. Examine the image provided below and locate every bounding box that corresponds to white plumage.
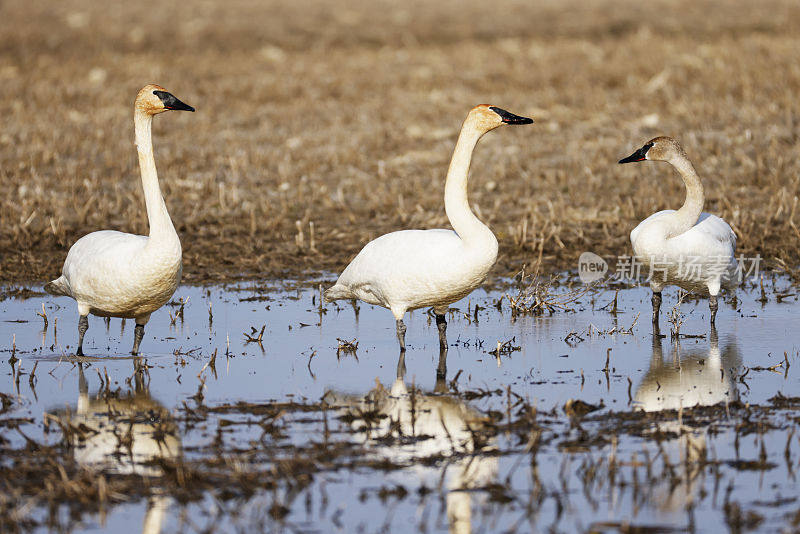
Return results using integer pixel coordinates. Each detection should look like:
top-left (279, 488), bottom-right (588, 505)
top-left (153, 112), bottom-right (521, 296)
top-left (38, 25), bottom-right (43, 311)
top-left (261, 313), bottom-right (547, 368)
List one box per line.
top-left (325, 105), bottom-right (533, 350)
top-left (630, 210), bottom-right (738, 295)
top-left (45, 84), bottom-right (195, 355)
top-left (50, 230), bottom-right (181, 319)
top-left (326, 228), bottom-right (496, 316)
top-left (619, 136), bottom-right (739, 324)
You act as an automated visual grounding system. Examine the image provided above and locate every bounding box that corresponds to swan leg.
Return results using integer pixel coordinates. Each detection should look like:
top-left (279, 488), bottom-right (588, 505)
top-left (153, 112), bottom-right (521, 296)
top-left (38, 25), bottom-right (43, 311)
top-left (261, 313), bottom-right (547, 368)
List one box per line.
top-left (396, 319), bottom-right (407, 352)
top-left (132, 323), bottom-right (146, 355)
top-left (709, 295), bottom-right (718, 325)
top-left (435, 314), bottom-right (448, 350)
top-left (76, 315), bottom-right (89, 356)
top-left (651, 291), bottom-right (662, 325)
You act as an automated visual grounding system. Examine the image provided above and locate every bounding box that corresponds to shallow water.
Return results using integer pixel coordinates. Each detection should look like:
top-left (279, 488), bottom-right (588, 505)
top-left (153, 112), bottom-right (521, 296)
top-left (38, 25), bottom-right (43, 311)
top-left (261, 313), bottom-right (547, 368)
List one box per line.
top-left (1, 275), bottom-right (800, 533)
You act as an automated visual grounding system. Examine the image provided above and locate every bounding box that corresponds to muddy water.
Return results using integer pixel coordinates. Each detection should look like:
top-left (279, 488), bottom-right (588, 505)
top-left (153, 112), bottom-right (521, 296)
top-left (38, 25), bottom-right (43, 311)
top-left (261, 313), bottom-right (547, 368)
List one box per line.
top-left (1, 275), bottom-right (799, 533)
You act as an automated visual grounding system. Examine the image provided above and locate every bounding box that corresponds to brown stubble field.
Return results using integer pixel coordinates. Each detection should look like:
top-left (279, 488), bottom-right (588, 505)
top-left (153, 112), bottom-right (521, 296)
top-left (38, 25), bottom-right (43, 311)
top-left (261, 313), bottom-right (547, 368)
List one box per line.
top-left (1, 0), bottom-right (799, 285)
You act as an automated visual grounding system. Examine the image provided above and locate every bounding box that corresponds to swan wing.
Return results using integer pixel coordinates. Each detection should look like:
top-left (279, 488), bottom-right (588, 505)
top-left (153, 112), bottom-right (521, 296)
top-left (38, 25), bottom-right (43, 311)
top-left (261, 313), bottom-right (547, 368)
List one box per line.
top-left (337, 229), bottom-right (463, 286)
top-left (668, 213), bottom-right (736, 258)
top-left (61, 231), bottom-right (149, 296)
top-left (693, 212), bottom-right (736, 251)
top-left (631, 211), bottom-right (735, 257)
top-left (632, 210), bottom-right (738, 292)
top-left (331, 229), bottom-right (493, 309)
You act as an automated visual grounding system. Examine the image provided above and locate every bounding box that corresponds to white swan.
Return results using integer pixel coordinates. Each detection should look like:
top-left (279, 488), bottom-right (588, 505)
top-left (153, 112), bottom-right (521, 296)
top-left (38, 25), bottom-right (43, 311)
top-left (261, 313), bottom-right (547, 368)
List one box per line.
top-left (618, 136), bottom-right (738, 325)
top-left (325, 105), bottom-right (533, 350)
top-left (44, 84), bottom-right (195, 355)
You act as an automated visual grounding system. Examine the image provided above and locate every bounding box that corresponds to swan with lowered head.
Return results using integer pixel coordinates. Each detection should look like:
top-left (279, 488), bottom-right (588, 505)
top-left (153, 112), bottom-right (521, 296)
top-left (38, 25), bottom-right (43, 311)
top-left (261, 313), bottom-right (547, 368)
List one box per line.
top-left (45, 84), bottom-right (195, 355)
top-left (618, 136), bottom-right (738, 325)
top-left (325, 105), bottom-right (533, 351)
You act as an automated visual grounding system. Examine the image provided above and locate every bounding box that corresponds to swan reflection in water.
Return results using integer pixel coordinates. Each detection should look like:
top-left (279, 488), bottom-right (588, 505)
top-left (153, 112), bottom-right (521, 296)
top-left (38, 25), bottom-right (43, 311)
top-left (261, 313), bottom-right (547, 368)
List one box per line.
top-left (328, 348), bottom-right (498, 534)
top-left (633, 327), bottom-right (742, 514)
top-left (47, 363), bottom-right (180, 534)
top-left (635, 327), bottom-right (741, 412)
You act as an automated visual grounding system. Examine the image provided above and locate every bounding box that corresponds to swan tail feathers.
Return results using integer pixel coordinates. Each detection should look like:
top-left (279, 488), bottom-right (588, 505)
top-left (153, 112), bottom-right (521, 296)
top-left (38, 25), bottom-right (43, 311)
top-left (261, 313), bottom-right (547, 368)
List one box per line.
top-left (324, 284), bottom-right (354, 302)
top-left (44, 277), bottom-right (69, 297)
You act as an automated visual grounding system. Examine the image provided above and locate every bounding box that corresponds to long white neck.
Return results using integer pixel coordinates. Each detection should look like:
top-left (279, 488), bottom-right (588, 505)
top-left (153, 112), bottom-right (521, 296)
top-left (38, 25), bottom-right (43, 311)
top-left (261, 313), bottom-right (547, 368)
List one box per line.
top-left (444, 121), bottom-right (494, 246)
top-left (134, 110), bottom-right (178, 246)
top-left (664, 154), bottom-right (704, 239)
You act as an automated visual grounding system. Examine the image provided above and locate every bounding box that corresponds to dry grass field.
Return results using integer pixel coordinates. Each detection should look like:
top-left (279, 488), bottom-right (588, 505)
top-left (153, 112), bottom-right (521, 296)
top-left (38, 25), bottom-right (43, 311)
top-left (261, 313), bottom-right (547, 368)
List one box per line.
top-left (1, 0), bottom-right (799, 284)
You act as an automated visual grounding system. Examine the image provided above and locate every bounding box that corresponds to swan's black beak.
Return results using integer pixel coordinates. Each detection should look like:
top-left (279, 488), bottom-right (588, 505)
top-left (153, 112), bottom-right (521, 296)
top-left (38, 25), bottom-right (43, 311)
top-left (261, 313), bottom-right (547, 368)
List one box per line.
top-left (154, 90), bottom-right (195, 112)
top-left (490, 106), bottom-right (533, 125)
top-left (618, 143), bottom-right (653, 164)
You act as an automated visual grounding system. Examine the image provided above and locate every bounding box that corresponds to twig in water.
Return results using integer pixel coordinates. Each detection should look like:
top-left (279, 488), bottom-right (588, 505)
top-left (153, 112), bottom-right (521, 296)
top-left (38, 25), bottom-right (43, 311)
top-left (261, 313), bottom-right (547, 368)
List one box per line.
top-left (336, 338), bottom-right (359, 359)
top-left (169, 296), bottom-right (189, 326)
top-left (750, 361), bottom-right (786, 373)
top-left (627, 377), bottom-right (633, 404)
top-left (503, 267), bottom-right (595, 318)
top-left (191, 375), bottom-right (206, 404)
top-left (208, 348), bottom-right (218, 379)
top-left (244, 325), bottom-right (266, 345)
top-left (598, 290), bottom-right (619, 315)
top-left (307, 350), bottom-right (317, 379)
top-left (37, 303), bottom-right (48, 329)
top-left (667, 292), bottom-right (685, 339)
top-left (758, 275), bottom-right (768, 304)
top-left (9, 334), bottom-right (18, 365)
top-left (564, 331), bottom-right (584, 346)
top-left (489, 338), bottom-right (521, 367)
top-left (29, 361), bottom-right (38, 388)
top-left (738, 366), bottom-right (751, 391)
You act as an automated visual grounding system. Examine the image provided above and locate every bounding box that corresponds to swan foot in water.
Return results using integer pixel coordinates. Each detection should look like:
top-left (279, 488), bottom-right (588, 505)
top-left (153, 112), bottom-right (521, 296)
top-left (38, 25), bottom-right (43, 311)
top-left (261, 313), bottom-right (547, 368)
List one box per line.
top-left (132, 324), bottom-right (145, 355)
top-left (435, 314), bottom-right (448, 350)
top-left (396, 319), bottom-right (407, 352)
top-left (709, 295), bottom-right (718, 325)
top-left (651, 292), bottom-right (662, 325)
top-left (76, 315), bottom-right (89, 356)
